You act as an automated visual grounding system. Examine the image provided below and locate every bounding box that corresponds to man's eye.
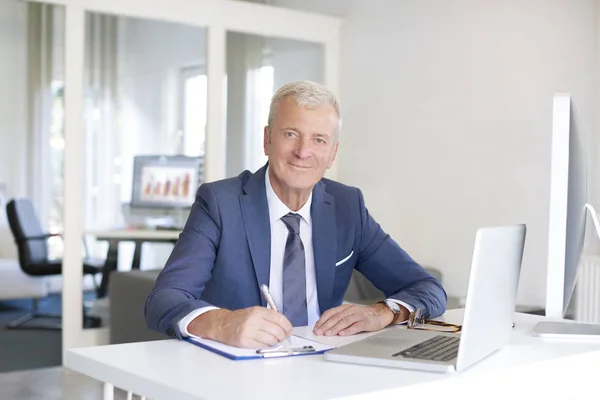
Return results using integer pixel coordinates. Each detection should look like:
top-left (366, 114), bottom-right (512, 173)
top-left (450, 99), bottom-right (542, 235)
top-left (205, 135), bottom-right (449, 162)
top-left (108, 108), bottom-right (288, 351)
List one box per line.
top-left (316, 138), bottom-right (325, 144)
top-left (285, 132), bottom-right (295, 137)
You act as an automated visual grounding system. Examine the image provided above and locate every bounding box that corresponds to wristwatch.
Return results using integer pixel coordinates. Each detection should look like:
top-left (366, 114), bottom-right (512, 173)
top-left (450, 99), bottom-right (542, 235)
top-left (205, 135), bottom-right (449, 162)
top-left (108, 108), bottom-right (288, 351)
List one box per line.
top-left (377, 299), bottom-right (403, 326)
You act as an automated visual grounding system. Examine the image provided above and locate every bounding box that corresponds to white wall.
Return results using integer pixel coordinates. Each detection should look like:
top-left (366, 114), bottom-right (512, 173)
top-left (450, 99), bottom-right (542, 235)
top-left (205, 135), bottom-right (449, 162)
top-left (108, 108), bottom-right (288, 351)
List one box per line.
top-left (0, 0), bottom-right (28, 258)
top-left (273, 0), bottom-right (599, 308)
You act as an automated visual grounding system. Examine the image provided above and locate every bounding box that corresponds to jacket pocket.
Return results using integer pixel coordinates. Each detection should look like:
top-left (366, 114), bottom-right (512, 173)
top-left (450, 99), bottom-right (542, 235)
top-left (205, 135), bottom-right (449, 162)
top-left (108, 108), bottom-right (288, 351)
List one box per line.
top-left (335, 250), bottom-right (354, 268)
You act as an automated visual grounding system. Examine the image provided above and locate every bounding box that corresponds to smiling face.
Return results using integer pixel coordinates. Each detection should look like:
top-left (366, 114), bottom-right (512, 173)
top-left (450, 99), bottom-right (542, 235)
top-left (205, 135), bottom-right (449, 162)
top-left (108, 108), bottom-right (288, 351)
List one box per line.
top-left (264, 97), bottom-right (339, 202)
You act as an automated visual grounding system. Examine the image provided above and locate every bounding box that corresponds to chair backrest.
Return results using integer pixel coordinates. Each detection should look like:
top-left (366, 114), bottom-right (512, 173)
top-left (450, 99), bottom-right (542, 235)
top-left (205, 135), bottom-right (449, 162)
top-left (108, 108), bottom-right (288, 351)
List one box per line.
top-left (6, 198), bottom-right (49, 266)
top-left (344, 267), bottom-right (443, 304)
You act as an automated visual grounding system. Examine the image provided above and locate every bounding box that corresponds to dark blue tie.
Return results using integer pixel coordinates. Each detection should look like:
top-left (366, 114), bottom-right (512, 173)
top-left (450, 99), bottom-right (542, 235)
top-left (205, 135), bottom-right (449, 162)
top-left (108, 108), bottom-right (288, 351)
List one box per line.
top-left (281, 213), bottom-right (308, 326)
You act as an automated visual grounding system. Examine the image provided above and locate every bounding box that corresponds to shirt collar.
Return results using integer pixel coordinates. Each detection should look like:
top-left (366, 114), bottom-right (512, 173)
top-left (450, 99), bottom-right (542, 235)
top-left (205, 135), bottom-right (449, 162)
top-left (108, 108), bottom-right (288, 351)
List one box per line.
top-left (265, 166), bottom-right (312, 226)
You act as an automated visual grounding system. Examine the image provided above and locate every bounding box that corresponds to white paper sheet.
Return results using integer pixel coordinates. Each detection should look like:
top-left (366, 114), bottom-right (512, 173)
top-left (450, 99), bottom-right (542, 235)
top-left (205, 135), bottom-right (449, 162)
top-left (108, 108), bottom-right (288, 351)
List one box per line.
top-left (292, 325), bottom-right (385, 348)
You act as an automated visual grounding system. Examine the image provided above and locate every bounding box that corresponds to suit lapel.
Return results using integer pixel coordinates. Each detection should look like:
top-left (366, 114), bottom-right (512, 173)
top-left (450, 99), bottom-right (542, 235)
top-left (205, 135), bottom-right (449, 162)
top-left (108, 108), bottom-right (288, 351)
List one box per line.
top-left (311, 181), bottom-right (337, 313)
top-left (240, 165), bottom-right (271, 307)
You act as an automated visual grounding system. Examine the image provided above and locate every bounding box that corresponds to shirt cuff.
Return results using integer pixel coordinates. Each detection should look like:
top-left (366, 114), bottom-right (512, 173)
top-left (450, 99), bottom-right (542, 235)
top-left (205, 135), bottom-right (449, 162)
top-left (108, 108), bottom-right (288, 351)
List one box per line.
top-left (177, 306), bottom-right (219, 338)
top-left (386, 299), bottom-right (414, 325)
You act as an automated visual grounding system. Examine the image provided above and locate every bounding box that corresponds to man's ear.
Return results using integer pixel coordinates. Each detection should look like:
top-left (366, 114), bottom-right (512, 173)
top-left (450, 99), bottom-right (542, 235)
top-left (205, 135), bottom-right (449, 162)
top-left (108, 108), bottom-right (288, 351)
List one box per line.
top-left (327, 141), bottom-right (339, 169)
top-left (263, 126), bottom-right (269, 156)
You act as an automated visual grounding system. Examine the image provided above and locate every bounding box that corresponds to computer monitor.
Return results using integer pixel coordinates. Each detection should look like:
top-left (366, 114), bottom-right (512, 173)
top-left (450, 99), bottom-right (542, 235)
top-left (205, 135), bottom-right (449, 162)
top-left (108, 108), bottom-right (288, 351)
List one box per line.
top-left (534, 93), bottom-right (600, 338)
top-left (131, 155), bottom-right (204, 209)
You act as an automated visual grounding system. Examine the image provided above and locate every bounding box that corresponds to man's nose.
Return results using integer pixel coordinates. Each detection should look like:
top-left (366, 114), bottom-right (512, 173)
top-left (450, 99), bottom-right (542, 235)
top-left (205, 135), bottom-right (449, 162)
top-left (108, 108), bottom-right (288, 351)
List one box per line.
top-left (293, 138), bottom-right (312, 159)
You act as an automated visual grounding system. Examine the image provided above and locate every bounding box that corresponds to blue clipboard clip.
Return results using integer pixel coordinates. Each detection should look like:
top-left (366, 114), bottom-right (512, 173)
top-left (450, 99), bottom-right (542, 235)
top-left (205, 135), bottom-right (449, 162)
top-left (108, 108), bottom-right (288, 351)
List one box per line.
top-left (256, 345), bottom-right (316, 358)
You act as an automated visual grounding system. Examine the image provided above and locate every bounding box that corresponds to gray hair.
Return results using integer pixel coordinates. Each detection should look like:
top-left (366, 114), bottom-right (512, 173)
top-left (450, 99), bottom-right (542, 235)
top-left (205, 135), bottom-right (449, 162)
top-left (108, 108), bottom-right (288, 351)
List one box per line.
top-left (267, 80), bottom-right (342, 138)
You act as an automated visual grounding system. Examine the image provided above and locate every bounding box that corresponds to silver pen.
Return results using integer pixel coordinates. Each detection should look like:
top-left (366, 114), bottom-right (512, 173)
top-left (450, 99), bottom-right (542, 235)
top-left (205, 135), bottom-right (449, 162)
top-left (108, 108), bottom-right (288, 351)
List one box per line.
top-left (260, 284), bottom-right (293, 345)
top-left (256, 346), bottom-right (316, 357)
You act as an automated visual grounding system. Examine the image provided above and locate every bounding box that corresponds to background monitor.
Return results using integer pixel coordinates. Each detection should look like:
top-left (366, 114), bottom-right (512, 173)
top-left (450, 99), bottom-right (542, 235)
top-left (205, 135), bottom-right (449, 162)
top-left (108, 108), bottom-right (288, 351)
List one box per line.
top-left (534, 93), bottom-right (600, 338)
top-left (131, 155), bottom-right (204, 209)
top-left (545, 93), bottom-right (587, 319)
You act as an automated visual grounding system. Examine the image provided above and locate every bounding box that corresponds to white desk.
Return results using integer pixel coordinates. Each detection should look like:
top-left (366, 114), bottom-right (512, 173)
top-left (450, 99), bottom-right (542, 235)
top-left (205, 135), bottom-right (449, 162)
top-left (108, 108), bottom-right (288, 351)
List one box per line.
top-left (65, 309), bottom-right (600, 400)
top-left (86, 229), bottom-right (180, 297)
top-left (87, 229), bottom-right (181, 241)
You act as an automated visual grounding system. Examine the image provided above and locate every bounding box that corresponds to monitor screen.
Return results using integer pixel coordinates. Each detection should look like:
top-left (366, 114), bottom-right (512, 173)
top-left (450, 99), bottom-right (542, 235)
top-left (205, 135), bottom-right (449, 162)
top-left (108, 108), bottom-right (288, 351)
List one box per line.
top-left (131, 155), bottom-right (204, 209)
top-left (545, 93), bottom-right (587, 318)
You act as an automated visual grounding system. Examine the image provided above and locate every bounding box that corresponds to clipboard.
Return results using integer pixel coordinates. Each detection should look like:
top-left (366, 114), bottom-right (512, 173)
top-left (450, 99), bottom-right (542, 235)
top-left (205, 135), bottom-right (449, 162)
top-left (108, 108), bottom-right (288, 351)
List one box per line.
top-left (184, 335), bottom-right (333, 360)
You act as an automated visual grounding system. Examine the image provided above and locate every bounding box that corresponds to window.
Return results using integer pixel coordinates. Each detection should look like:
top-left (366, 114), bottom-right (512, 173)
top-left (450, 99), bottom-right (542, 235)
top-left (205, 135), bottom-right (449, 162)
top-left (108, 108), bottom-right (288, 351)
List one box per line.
top-left (48, 81), bottom-right (65, 259)
top-left (252, 64), bottom-right (274, 169)
top-left (179, 67), bottom-right (207, 157)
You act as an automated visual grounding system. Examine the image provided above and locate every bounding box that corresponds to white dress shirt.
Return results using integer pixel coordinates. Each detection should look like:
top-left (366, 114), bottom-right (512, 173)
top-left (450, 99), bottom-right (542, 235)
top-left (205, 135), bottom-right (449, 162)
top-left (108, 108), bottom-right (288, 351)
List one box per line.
top-left (178, 167), bottom-right (413, 337)
top-left (263, 167), bottom-right (320, 325)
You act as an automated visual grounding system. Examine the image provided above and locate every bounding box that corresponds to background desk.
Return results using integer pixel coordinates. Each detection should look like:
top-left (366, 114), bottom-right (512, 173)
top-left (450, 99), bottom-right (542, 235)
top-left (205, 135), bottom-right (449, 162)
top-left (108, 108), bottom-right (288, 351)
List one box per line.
top-left (86, 229), bottom-right (180, 297)
top-left (65, 309), bottom-right (600, 400)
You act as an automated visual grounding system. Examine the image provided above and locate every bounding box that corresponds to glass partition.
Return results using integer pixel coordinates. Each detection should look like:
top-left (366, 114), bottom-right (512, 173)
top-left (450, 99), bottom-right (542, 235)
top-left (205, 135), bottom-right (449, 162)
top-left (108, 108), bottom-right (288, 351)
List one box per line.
top-left (82, 12), bottom-right (207, 329)
top-left (0, 0), bottom-right (66, 364)
top-left (225, 32), bottom-right (325, 176)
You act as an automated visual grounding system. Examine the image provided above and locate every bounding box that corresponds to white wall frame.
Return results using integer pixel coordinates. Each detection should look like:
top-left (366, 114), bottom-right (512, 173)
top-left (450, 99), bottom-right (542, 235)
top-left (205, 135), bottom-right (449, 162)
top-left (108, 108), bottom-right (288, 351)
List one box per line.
top-left (324, 37), bottom-right (340, 180)
top-left (62, 2), bottom-right (91, 354)
top-left (206, 25), bottom-right (226, 181)
top-left (28, 0), bottom-right (341, 362)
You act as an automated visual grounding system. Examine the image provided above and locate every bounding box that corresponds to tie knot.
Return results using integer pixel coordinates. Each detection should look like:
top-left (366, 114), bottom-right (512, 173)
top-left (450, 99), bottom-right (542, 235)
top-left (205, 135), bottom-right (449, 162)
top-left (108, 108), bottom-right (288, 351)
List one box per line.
top-left (281, 212), bottom-right (301, 234)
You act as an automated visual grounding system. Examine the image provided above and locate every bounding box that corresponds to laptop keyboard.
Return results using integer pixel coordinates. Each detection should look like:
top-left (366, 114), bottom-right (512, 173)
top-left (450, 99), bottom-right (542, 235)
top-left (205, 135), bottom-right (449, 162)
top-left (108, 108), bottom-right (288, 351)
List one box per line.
top-left (393, 335), bottom-right (460, 362)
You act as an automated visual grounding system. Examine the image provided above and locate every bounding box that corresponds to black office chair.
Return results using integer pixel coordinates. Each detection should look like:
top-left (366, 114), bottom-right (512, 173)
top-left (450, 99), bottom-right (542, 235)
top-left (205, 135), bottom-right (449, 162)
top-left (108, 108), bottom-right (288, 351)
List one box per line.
top-left (5, 197), bottom-right (104, 329)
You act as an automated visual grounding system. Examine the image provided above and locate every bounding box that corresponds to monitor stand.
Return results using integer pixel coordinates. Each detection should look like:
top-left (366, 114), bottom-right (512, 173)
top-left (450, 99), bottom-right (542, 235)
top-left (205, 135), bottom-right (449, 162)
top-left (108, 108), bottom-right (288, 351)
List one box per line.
top-left (145, 216), bottom-right (176, 229)
top-left (533, 203), bottom-right (600, 339)
top-left (533, 321), bottom-right (600, 339)
top-left (122, 203), bottom-right (189, 230)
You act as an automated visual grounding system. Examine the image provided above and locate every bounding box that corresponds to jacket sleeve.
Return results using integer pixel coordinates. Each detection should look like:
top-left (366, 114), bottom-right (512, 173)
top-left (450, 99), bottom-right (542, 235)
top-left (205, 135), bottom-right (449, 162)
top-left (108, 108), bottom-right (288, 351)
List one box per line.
top-left (144, 183), bottom-right (222, 338)
top-left (354, 189), bottom-right (447, 318)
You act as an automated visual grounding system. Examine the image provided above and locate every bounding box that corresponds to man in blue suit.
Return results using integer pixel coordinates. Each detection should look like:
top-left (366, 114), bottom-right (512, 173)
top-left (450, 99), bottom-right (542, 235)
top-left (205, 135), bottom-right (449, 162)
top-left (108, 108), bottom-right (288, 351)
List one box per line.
top-left (145, 81), bottom-right (446, 348)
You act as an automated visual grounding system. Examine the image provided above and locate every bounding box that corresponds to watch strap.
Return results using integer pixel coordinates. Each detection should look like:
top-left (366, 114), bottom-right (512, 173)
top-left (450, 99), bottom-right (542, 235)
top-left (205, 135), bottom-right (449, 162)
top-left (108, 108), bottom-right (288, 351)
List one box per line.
top-left (377, 300), bottom-right (403, 326)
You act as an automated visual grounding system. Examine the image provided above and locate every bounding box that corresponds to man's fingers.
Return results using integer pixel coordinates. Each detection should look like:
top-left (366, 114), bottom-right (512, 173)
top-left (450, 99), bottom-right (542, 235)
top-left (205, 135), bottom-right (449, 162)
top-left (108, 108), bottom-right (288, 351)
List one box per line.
top-left (323, 312), bottom-right (362, 336)
top-left (234, 324), bottom-right (277, 348)
top-left (259, 320), bottom-right (289, 343)
top-left (315, 306), bottom-right (358, 335)
top-left (243, 332), bottom-right (279, 349)
top-left (319, 304), bottom-right (352, 322)
top-left (249, 329), bottom-right (281, 348)
top-left (250, 307), bottom-right (292, 342)
top-left (315, 309), bottom-right (350, 334)
top-left (338, 321), bottom-right (366, 336)
top-left (314, 304), bottom-right (352, 333)
top-left (228, 307), bottom-right (291, 348)
top-left (262, 309), bottom-right (293, 335)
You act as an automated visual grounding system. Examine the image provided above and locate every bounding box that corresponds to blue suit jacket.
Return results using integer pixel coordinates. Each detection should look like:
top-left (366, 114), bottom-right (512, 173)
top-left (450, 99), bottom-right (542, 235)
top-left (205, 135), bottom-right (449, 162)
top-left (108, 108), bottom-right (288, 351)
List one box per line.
top-left (145, 165), bottom-right (447, 338)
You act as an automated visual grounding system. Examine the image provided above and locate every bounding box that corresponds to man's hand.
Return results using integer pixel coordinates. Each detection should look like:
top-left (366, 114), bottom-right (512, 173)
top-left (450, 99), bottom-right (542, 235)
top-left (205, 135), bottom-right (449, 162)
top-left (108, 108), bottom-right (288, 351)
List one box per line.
top-left (313, 303), bottom-right (405, 336)
top-left (188, 307), bottom-right (293, 348)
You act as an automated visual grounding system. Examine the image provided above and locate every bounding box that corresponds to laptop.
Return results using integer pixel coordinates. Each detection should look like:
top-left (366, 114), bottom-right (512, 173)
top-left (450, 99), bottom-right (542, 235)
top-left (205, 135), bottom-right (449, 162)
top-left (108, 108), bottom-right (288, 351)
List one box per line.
top-left (325, 225), bottom-right (526, 373)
